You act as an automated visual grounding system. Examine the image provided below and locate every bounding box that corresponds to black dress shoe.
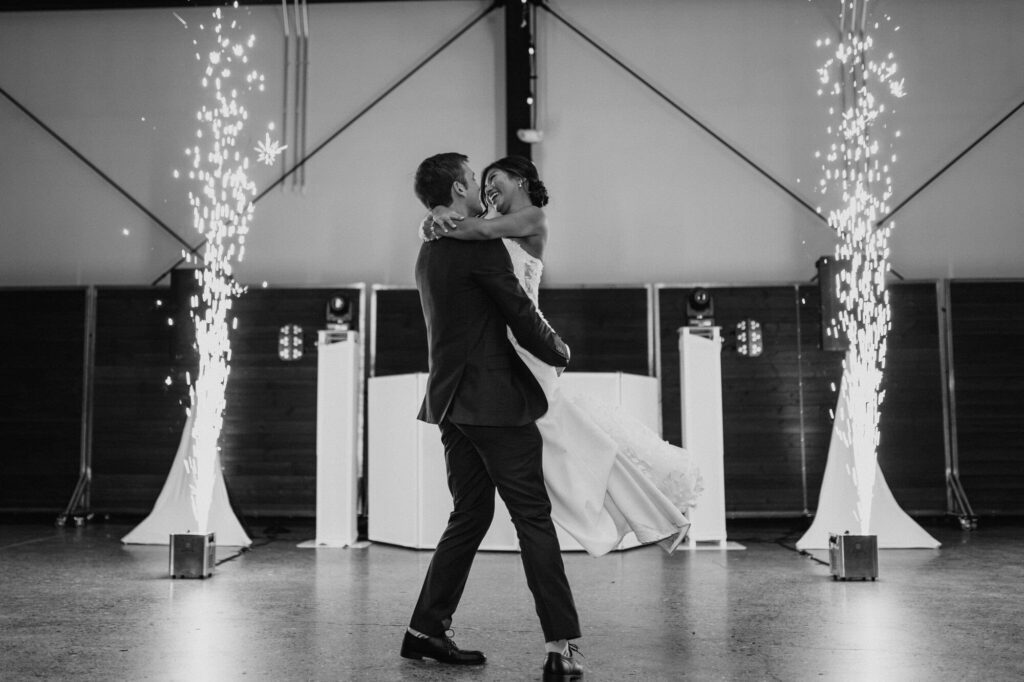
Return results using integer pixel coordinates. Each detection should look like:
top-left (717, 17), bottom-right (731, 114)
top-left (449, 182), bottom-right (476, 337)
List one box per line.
top-left (543, 643), bottom-right (584, 679)
top-left (400, 630), bottom-right (486, 665)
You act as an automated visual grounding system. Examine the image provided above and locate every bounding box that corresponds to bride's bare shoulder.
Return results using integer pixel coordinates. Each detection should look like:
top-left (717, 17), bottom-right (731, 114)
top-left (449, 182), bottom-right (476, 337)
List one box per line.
top-left (508, 233), bottom-right (546, 261)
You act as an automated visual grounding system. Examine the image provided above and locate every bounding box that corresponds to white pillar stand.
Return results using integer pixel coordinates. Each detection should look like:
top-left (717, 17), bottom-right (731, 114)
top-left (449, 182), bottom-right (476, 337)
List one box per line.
top-left (797, 365), bottom-right (940, 550)
top-left (298, 330), bottom-right (362, 548)
top-left (678, 327), bottom-right (741, 550)
top-left (122, 405), bottom-right (251, 547)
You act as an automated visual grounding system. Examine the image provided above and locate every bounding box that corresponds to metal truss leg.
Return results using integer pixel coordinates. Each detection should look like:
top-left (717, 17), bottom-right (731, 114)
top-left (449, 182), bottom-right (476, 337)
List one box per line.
top-left (57, 287), bottom-right (96, 528)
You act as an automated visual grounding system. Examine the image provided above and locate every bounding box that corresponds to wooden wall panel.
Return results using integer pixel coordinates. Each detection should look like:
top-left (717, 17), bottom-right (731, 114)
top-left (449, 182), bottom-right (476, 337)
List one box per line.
top-left (0, 288), bottom-right (85, 511)
top-left (798, 282), bottom-right (947, 515)
top-left (91, 286), bottom-right (188, 513)
top-left (659, 286), bottom-right (806, 513)
top-left (218, 288), bottom-right (362, 517)
top-left (91, 286), bottom-right (362, 518)
top-left (950, 280), bottom-right (1024, 514)
top-left (539, 288), bottom-right (649, 374)
top-left (4, 279), bottom-right (1017, 517)
top-left (372, 286), bottom-right (650, 377)
top-left (657, 288), bottom-right (687, 449)
top-left (793, 284), bottom-right (843, 514)
top-left (372, 288), bottom-right (427, 376)
top-left (662, 282), bottom-right (947, 516)
top-left (875, 283), bottom-right (946, 513)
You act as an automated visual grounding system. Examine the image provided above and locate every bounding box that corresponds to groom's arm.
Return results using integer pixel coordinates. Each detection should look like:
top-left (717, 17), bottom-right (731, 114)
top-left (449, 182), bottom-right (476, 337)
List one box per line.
top-left (471, 241), bottom-right (569, 368)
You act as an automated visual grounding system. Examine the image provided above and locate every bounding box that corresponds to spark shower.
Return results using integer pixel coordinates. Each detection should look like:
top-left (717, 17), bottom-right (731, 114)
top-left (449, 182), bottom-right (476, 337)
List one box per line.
top-left (176, 4), bottom-right (279, 534)
top-left (815, 0), bottom-right (905, 533)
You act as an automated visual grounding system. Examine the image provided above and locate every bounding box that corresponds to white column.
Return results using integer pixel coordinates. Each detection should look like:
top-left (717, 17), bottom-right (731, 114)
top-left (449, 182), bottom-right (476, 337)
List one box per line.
top-left (302, 330), bottom-right (361, 548)
top-left (679, 326), bottom-right (727, 545)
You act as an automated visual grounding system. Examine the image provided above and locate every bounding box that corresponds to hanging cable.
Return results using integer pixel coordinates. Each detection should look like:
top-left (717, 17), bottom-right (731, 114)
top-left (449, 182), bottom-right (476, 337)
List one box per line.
top-left (253, 0), bottom-right (499, 203)
top-left (299, 0), bottom-right (310, 189)
top-left (280, 0), bottom-right (290, 180)
top-left (528, 0), bottom-right (538, 131)
top-left (291, 0), bottom-right (304, 190)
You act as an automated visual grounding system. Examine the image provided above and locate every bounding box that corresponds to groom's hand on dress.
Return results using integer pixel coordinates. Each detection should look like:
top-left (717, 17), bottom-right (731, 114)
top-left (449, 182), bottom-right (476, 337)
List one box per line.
top-left (555, 337), bottom-right (570, 375)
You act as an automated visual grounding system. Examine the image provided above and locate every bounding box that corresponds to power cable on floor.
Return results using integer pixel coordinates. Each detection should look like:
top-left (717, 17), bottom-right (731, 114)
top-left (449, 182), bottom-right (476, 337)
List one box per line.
top-left (776, 539), bottom-right (830, 567)
top-left (773, 528), bottom-right (830, 566)
top-left (214, 524), bottom-right (289, 566)
top-left (727, 526), bottom-right (831, 567)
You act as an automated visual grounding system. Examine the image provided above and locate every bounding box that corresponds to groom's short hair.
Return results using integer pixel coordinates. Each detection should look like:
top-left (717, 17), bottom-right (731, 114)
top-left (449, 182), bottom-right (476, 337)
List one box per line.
top-left (414, 152), bottom-right (468, 209)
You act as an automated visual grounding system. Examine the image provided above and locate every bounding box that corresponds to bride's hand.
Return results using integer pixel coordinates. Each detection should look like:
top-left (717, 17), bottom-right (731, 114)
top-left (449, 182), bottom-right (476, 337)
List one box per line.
top-left (419, 215), bottom-right (441, 242)
top-left (430, 205), bottom-right (463, 230)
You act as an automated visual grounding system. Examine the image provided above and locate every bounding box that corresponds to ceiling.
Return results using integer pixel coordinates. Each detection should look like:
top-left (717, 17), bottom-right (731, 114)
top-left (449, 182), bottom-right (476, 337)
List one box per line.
top-left (0, 0), bottom-right (434, 10)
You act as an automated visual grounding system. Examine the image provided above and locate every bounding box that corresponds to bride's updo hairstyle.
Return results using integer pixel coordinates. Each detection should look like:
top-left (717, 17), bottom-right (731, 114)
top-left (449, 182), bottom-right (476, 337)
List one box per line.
top-left (481, 155), bottom-right (549, 208)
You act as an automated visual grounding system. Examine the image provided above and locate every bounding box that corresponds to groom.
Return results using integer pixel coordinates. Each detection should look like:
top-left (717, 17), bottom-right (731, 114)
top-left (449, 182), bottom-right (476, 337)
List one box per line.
top-left (401, 152), bottom-right (584, 678)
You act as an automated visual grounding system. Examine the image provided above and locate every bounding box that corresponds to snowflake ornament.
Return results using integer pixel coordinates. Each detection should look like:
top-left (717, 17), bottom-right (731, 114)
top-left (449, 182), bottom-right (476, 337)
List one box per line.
top-left (255, 133), bottom-right (287, 165)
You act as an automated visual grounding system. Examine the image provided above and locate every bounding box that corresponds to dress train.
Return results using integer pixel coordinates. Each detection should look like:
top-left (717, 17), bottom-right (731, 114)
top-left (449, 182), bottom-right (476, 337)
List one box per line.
top-left (503, 238), bottom-right (702, 556)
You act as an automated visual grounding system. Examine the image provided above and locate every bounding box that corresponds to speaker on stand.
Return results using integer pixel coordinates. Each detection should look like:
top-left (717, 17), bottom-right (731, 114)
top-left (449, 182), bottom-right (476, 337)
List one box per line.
top-left (816, 256), bottom-right (850, 352)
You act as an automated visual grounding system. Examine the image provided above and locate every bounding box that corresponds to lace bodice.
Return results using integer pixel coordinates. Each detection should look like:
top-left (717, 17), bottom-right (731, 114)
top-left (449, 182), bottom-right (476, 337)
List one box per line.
top-left (503, 238), bottom-right (543, 305)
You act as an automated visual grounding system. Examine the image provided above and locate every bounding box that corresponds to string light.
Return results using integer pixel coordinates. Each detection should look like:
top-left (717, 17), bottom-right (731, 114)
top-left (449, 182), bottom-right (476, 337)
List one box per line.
top-left (523, 0), bottom-right (538, 131)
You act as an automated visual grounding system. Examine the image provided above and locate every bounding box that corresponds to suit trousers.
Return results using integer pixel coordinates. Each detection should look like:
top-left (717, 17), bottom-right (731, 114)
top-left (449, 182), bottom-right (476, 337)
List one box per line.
top-left (409, 418), bottom-right (581, 643)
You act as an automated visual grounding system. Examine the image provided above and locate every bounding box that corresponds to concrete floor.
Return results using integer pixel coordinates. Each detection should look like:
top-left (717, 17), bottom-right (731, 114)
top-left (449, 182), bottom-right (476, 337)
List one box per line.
top-left (1, 517), bottom-right (1022, 681)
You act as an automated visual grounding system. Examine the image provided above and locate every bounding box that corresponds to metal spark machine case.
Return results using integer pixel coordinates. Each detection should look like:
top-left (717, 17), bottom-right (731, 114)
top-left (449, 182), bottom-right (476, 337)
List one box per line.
top-left (829, 533), bottom-right (878, 581)
top-left (169, 533), bottom-right (216, 579)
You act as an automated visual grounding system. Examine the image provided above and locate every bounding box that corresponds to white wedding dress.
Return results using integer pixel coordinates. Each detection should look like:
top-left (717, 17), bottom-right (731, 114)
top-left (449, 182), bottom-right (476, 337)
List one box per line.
top-left (503, 238), bottom-right (703, 556)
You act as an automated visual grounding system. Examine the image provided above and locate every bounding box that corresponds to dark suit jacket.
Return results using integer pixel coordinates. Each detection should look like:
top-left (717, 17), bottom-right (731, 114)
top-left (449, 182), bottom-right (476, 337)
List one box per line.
top-left (415, 238), bottom-right (569, 426)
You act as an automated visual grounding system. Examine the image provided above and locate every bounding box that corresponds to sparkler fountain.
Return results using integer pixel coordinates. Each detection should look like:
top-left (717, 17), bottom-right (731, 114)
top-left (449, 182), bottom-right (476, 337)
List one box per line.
top-left (798, 1), bottom-right (938, 552)
top-left (124, 5), bottom-right (286, 558)
top-left (182, 6), bottom-right (261, 539)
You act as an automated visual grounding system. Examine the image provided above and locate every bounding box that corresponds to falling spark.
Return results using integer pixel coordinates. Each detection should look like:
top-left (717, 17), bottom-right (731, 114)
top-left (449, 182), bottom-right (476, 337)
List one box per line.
top-left (180, 5), bottom-right (261, 534)
top-left (815, 1), bottom-right (905, 534)
top-left (255, 131), bottom-right (287, 166)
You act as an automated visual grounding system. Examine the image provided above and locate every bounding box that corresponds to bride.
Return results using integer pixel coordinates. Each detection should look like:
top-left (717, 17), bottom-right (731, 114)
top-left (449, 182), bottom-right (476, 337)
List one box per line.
top-left (421, 155), bottom-right (702, 556)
